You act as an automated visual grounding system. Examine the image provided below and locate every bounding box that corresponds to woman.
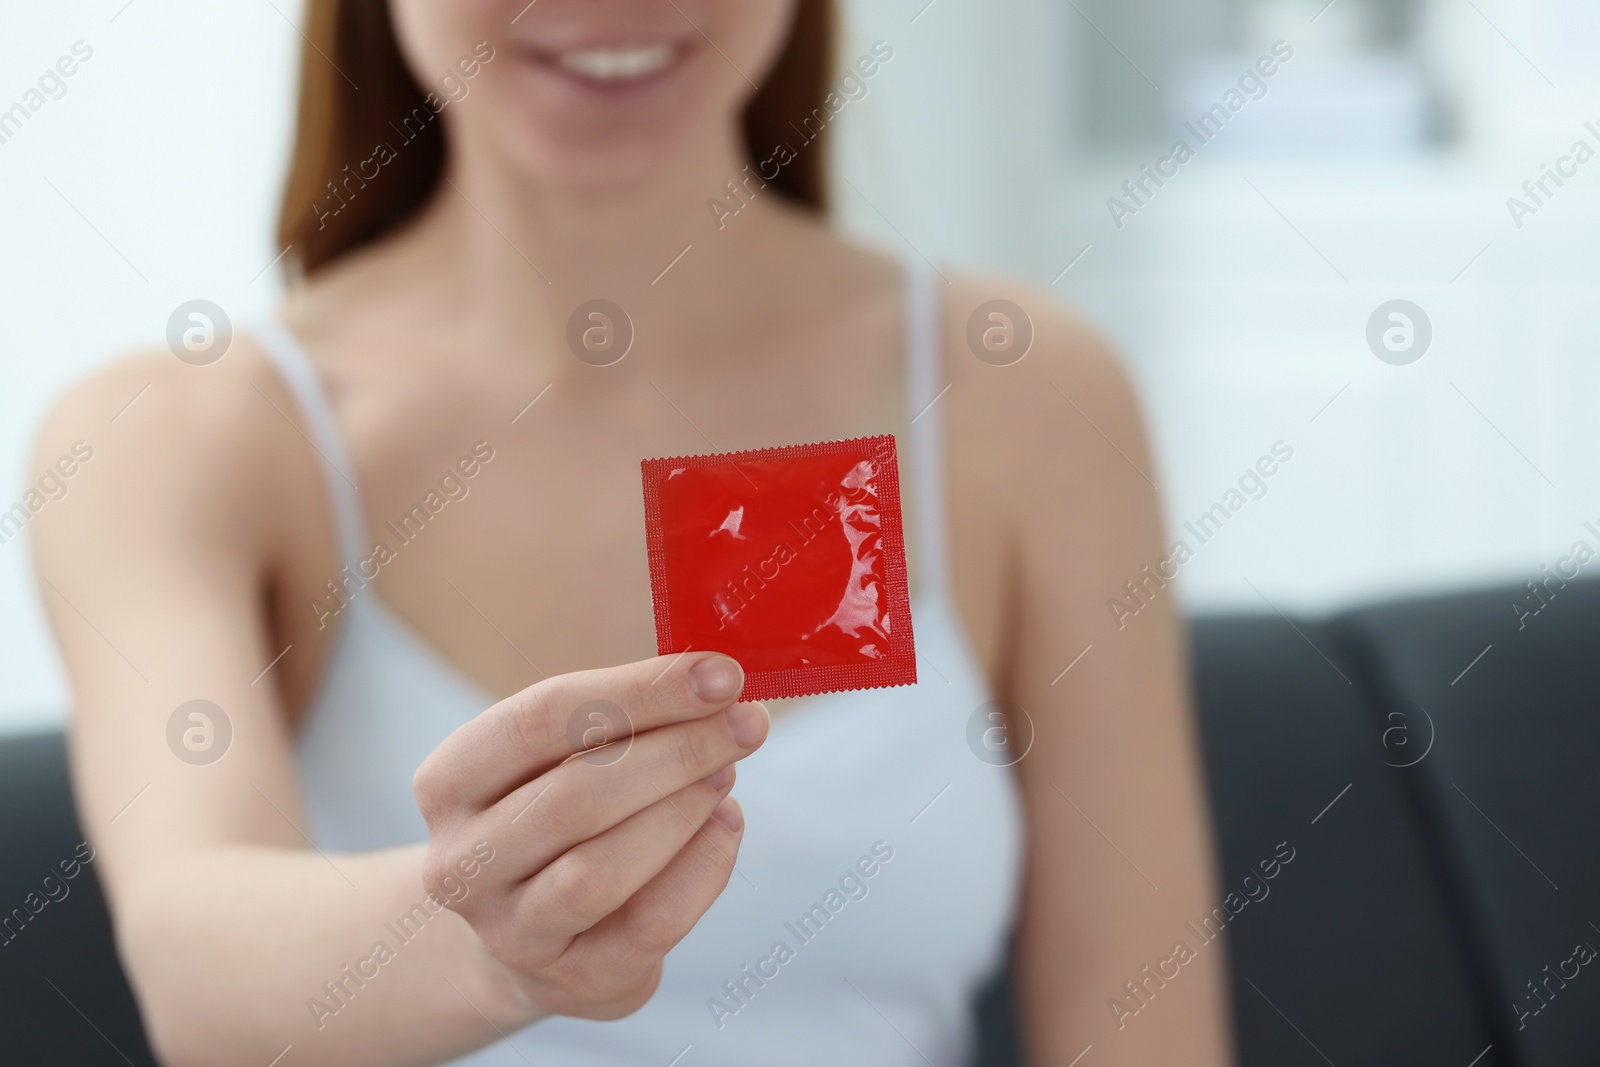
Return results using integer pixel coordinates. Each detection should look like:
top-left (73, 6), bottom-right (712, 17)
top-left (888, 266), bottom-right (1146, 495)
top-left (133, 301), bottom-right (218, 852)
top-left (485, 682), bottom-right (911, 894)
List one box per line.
top-left (33, 1), bottom-right (1232, 1063)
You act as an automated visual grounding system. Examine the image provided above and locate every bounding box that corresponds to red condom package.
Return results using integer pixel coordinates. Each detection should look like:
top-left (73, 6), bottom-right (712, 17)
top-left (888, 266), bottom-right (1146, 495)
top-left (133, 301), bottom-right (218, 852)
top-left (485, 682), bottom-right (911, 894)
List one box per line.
top-left (641, 435), bottom-right (917, 702)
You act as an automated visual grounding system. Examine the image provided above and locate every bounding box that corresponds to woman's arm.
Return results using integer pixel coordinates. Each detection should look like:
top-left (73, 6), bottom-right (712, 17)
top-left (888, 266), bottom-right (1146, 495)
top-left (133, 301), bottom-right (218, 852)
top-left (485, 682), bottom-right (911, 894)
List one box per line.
top-left (955, 287), bottom-right (1234, 1065)
top-left (31, 349), bottom-right (761, 1066)
top-left (31, 351), bottom-right (535, 1065)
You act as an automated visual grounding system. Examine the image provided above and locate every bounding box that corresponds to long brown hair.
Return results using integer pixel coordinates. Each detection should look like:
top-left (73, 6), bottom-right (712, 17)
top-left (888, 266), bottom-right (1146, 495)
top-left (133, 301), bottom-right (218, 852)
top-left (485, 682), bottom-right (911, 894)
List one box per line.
top-left (276, 0), bottom-right (833, 279)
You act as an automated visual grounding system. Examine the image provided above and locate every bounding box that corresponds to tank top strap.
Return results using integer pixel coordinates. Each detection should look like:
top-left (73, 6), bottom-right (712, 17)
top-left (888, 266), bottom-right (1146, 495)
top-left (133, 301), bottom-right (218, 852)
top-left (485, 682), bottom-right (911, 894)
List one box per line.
top-left (249, 318), bottom-right (369, 575)
top-left (903, 259), bottom-right (951, 599)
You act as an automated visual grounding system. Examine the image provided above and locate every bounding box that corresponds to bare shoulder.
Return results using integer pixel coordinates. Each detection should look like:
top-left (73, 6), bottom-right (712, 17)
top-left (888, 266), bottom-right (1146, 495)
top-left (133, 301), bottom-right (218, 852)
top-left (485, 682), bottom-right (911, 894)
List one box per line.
top-left (29, 336), bottom-right (327, 572)
top-left (937, 270), bottom-right (1150, 525)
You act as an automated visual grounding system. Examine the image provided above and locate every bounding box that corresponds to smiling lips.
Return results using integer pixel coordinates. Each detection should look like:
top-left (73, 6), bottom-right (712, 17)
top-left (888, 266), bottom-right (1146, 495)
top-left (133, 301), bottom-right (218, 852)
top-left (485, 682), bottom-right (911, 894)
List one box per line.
top-left (558, 42), bottom-right (678, 81)
top-left (521, 40), bottom-right (685, 86)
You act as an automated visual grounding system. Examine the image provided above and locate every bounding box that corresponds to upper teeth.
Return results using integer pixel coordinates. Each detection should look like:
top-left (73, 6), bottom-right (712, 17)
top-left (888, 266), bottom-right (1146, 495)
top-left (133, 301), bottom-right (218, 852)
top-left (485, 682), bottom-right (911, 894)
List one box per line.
top-left (559, 44), bottom-right (676, 81)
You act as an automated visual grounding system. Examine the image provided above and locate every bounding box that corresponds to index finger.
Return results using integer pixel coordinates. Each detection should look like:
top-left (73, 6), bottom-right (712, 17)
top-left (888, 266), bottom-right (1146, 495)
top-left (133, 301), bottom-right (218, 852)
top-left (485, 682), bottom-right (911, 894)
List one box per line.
top-left (418, 651), bottom-right (747, 811)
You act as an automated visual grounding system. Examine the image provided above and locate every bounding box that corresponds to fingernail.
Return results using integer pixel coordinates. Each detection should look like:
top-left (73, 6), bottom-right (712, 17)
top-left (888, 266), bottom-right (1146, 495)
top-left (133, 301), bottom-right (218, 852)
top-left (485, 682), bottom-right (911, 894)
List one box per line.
top-left (712, 796), bottom-right (743, 833)
top-left (689, 655), bottom-right (744, 703)
top-left (726, 702), bottom-right (769, 749)
top-left (705, 764), bottom-right (735, 791)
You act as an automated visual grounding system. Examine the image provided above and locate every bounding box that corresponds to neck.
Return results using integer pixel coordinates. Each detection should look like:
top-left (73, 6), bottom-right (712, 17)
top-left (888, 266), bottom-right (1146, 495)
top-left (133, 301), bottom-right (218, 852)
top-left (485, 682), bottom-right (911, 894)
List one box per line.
top-left (399, 120), bottom-right (798, 359)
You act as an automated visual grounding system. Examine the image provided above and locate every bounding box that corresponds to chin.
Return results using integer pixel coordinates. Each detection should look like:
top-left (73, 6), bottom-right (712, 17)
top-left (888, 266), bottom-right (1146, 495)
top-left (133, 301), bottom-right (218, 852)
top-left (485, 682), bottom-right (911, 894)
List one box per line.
top-left (388, 0), bottom-right (796, 197)
top-left (488, 36), bottom-right (731, 191)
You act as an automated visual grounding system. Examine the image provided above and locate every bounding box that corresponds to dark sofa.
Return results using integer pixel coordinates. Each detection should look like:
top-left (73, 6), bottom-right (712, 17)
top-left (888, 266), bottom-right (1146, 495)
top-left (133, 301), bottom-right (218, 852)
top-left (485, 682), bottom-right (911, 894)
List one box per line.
top-left (4, 578), bottom-right (1597, 1065)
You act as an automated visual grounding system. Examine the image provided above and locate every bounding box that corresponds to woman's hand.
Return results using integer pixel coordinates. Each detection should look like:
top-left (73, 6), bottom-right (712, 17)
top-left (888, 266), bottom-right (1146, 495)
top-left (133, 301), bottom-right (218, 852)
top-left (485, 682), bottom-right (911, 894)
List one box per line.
top-left (413, 652), bottom-right (768, 1022)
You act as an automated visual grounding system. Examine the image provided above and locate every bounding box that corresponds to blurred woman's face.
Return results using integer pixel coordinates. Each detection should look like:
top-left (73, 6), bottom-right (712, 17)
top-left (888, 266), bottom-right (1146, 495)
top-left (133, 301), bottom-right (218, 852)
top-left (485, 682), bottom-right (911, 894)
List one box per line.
top-left (389, 0), bottom-right (796, 191)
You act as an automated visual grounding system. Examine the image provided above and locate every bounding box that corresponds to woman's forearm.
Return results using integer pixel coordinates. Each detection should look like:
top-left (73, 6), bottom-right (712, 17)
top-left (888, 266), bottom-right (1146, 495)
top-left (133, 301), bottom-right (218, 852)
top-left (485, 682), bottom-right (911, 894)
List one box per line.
top-left (117, 844), bottom-right (540, 1067)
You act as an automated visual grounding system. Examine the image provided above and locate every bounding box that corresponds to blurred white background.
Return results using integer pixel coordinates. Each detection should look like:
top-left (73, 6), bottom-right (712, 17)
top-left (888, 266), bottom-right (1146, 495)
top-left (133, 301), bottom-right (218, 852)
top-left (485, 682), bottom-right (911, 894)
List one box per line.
top-left (2, 0), bottom-right (1596, 734)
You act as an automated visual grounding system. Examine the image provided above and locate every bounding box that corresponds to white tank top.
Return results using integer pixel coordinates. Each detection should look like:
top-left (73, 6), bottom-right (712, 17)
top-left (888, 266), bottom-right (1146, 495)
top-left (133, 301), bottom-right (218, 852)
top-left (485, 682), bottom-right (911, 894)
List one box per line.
top-left (253, 262), bottom-right (1025, 1067)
